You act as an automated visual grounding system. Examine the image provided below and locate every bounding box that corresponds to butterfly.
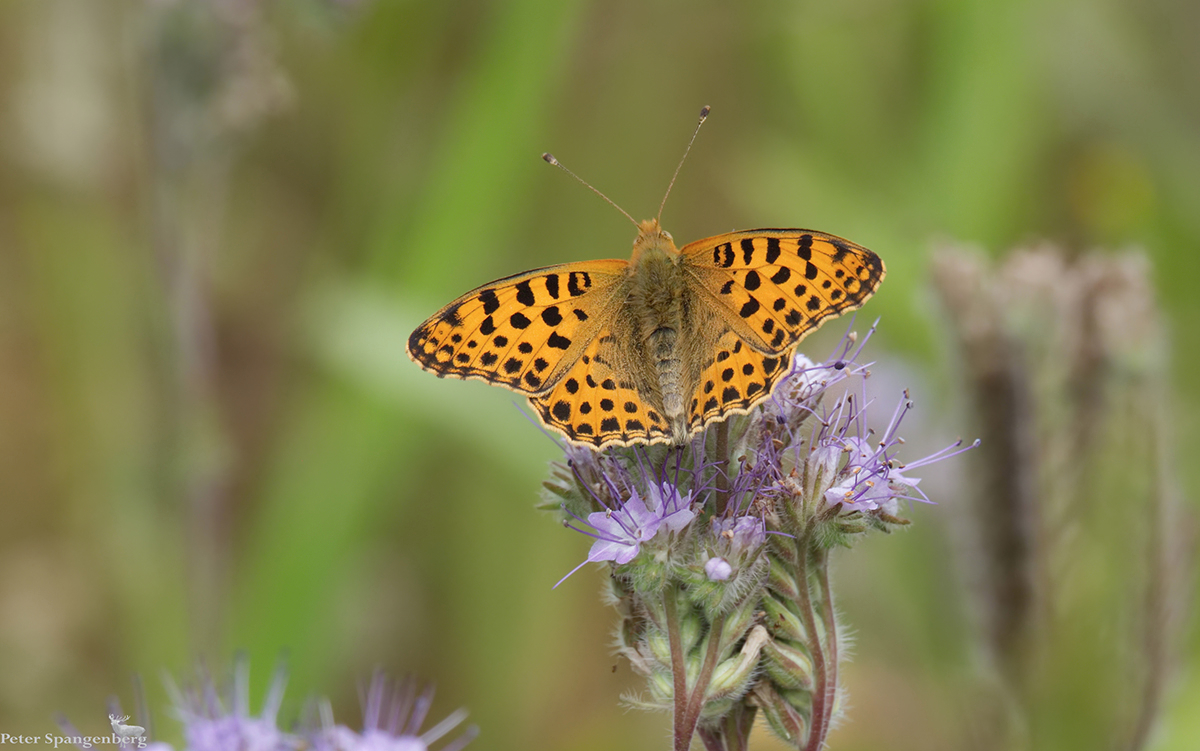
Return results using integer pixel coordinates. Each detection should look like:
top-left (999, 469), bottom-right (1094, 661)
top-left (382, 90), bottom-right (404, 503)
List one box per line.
top-left (407, 113), bottom-right (885, 449)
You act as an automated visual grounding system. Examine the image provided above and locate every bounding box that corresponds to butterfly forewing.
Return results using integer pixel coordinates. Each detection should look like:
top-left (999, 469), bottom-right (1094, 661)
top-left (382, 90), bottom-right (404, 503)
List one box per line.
top-left (407, 260), bottom-right (627, 394)
top-left (681, 230), bottom-right (885, 354)
top-left (529, 328), bottom-right (674, 448)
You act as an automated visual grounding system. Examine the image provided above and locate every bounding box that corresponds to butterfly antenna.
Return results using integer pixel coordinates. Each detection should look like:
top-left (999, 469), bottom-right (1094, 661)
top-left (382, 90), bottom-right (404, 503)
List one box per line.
top-left (657, 105), bottom-right (710, 222)
top-left (542, 153), bottom-right (639, 229)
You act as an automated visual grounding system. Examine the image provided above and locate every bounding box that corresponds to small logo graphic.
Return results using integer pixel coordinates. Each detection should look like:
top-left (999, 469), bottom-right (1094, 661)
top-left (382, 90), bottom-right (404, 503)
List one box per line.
top-left (108, 714), bottom-right (145, 742)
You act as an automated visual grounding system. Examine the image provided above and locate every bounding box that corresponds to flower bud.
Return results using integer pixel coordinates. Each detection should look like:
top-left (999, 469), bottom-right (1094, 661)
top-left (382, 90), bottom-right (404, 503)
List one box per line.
top-left (706, 626), bottom-right (769, 702)
top-left (767, 555), bottom-right (801, 600)
top-left (761, 592), bottom-right (807, 642)
top-left (705, 556), bottom-right (732, 581)
top-left (717, 599), bottom-right (759, 647)
top-left (751, 681), bottom-right (807, 745)
top-left (762, 637), bottom-right (815, 690)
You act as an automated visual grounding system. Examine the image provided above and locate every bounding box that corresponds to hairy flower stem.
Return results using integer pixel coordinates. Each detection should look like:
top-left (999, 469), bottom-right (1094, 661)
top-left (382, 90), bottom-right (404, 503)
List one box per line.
top-left (715, 421), bottom-right (731, 515)
top-left (817, 551), bottom-right (838, 747)
top-left (666, 585), bottom-right (690, 750)
top-left (668, 581), bottom-right (730, 751)
top-left (796, 525), bottom-right (834, 751)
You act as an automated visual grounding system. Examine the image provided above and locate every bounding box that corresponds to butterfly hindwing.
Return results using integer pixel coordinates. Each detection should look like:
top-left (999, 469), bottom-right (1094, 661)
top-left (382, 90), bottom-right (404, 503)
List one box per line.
top-left (407, 260), bottom-right (627, 394)
top-left (529, 329), bottom-right (673, 448)
top-left (681, 230), bottom-right (885, 354)
top-left (687, 331), bottom-right (792, 429)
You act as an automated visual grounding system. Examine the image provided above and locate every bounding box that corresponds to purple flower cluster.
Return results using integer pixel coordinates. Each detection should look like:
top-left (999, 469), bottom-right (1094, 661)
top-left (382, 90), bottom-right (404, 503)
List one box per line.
top-left (551, 321), bottom-right (975, 577)
top-left (59, 659), bottom-right (476, 751)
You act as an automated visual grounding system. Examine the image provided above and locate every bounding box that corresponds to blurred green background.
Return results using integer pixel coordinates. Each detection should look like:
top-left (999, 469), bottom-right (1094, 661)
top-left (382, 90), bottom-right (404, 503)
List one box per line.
top-left (0, 0), bottom-right (1197, 749)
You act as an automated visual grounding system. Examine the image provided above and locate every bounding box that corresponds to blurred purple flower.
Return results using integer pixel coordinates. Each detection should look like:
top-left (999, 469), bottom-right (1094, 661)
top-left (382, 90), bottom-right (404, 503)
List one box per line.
top-left (310, 671), bottom-right (476, 751)
top-left (168, 657), bottom-right (296, 751)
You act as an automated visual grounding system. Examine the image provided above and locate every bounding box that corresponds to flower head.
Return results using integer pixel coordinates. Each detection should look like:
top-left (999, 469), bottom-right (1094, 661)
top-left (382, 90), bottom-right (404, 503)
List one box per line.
top-left (310, 671), bottom-right (477, 751)
top-left (168, 657), bottom-right (295, 751)
top-left (555, 481), bottom-right (696, 586)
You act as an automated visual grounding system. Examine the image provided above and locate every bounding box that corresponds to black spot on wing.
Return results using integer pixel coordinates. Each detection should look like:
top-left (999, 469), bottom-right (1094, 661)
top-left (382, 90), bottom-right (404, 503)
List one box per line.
top-left (542, 306), bottom-right (562, 326)
top-left (441, 305), bottom-right (463, 327)
top-left (544, 274), bottom-right (560, 299)
top-left (568, 271), bottom-right (592, 296)
top-left (766, 237), bottom-right (781, 264)
top-left (741, 238), bottom-right (755, 264)
top-left (715, 242), bottom-right (735, 268)
top-left (515, 280), bottom-right (535, 306)
top-left (797, 235), bottom-right (813, 260)
top-left (552, 400), bottom-right (571, 421)
top-left (744, 270), bottom-right (761, 291)
top-left (480, 290), bottom-right (500, 315)
top-left (510, 312), bottom-right (532, 329)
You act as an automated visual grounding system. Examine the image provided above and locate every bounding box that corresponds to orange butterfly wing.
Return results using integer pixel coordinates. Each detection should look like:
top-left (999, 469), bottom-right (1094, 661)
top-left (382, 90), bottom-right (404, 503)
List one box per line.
top-left (529, 328), bottom-right (674, 448)
top-left (685, 331), bottom-right (794, 429)
top-left (680, 230), bottom-right (885, 354)
top-left (407, 260), bottom-right (627, 394)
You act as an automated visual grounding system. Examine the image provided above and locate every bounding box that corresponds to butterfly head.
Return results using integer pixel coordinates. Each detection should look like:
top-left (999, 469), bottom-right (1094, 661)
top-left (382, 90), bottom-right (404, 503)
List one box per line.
top-left (632, 218), bottom-right (680, 263)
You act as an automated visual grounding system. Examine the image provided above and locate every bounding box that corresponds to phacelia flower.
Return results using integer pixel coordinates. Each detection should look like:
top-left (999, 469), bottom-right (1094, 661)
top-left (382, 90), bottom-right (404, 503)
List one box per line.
top-left (167, 657), bottom-right (296, 751)
top-left (59, 659), bottom-right (475, 751)
top-left (556, 481), bottom-right (696, 586)
top-left (309, 671), bottom-right (477, 751)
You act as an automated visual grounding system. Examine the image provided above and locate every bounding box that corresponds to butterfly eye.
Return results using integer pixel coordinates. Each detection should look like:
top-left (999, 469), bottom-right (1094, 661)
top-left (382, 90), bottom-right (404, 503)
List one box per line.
top-left (662, 230), bottom-right (674, 242)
